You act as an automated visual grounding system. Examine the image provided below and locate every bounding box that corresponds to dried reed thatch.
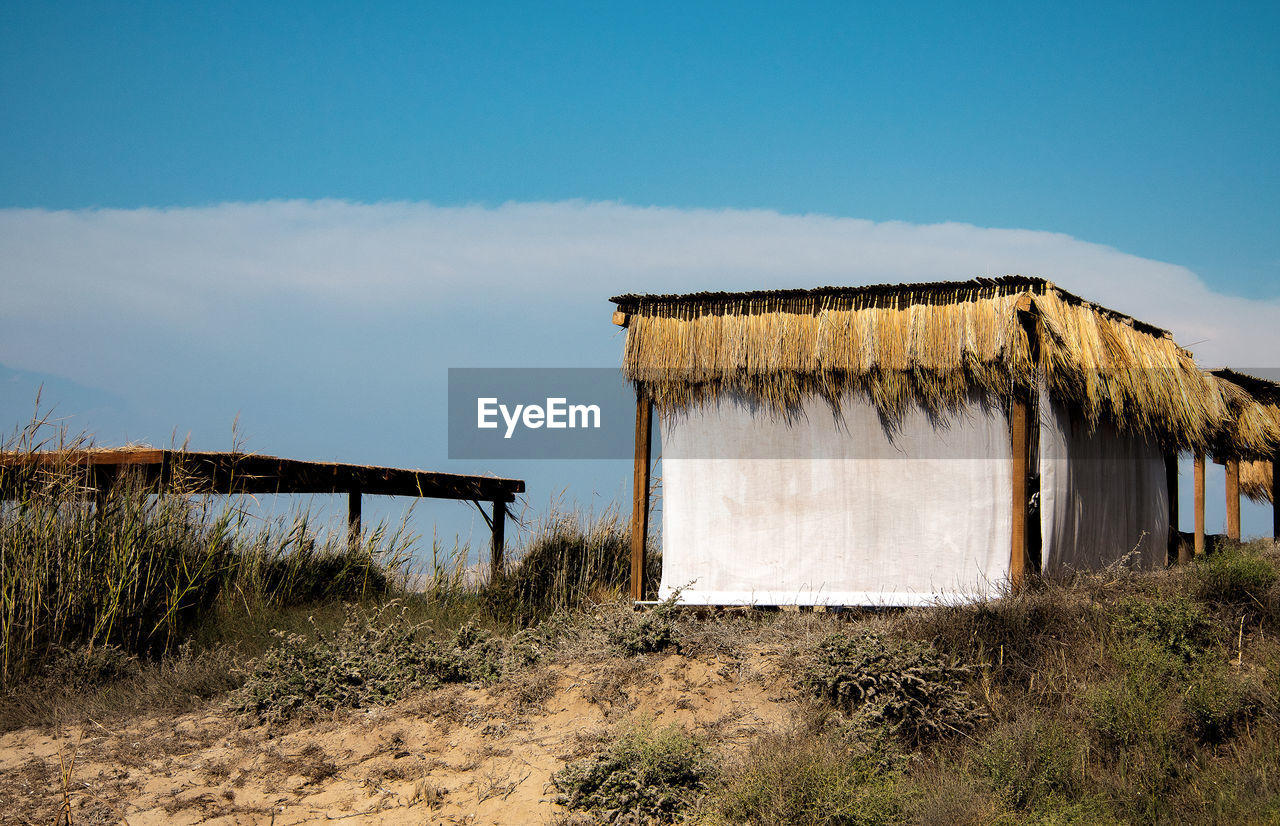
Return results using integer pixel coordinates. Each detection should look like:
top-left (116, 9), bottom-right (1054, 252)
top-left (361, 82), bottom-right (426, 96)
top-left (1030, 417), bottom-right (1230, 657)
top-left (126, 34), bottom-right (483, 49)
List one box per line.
top-left (612, 277), bottom-right (1227, 449)
top-left (1241, 459), bottom-right (1274, 504)
top-left (1208, 369), bottom-right (1280, 461)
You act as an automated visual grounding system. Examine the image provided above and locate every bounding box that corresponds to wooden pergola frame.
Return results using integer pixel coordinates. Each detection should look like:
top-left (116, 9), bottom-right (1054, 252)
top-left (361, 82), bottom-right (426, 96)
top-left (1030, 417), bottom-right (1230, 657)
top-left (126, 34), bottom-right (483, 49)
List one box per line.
top-left (0, 448), bottom-right (525, 579)
top-left (1199, 368), bottom-right (1280, 551)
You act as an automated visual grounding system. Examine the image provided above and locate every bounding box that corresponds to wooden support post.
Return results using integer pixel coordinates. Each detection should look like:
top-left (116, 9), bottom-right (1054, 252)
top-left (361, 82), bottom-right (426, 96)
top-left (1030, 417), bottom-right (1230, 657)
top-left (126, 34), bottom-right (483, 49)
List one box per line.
top-left (630, 393), bottom-right (653, 602)
top-left (490, 500), bottom-right (506, 582)
top-left (1226, 457), bottom-right (1241, 541)
top-left (1010, 393), bottom-right (1029, 591)
top-left (348, 486), bottom-right (362, 548)
top-left (1273, 452), bottom-right (1280, 541)
top-left (1166, 453), bottom-right (1180, 566)
top-left (1193, 453), bottom-right (1205, 559)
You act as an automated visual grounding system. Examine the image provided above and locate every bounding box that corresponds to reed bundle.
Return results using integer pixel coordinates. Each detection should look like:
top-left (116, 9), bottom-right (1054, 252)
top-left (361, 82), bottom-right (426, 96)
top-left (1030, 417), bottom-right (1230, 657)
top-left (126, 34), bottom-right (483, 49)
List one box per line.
top-left (1241, 459), bottom-right (1274, 504)
top-left (614, 277), bottom-right (1226, 449)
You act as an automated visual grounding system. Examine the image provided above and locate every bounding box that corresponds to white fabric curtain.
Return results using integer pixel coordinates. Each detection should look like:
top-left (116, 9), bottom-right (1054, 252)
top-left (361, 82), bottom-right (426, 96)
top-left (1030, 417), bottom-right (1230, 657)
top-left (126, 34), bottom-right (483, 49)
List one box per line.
top-left (1039, 396), bottom-right (1169, 573)
top-left (658, 392), bottom-right (1013, 606)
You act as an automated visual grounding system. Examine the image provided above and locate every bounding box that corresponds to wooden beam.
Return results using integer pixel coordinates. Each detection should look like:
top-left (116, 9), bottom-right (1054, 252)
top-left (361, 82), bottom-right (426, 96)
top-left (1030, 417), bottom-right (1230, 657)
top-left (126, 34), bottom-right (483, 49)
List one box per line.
top-left (0, 450), bottom-right (524, 502)
top-left (630, 393), bottom-right (653, 602)
top-left (348, 486), bottom-right (362, 547)
top-left (1010, 392), bottom-right (1029, 591)
top-left (1166, 453), bottom-right (1180, 566)
top-left (1193, 453), bottom-right (1205, 558)
top-left (1226, 457), bottom-right (1241, 541)
top-left (612, 311), bottom-right (630, 327)
top-left (490, 500), bottom-right (506, 582)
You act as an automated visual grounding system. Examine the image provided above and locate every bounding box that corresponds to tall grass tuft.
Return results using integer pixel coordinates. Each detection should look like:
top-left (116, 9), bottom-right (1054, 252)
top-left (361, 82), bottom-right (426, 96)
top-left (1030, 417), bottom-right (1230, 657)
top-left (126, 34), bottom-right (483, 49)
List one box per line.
top-left (480, 505), bottom-right (660, 624)
top-left (0, 425), bottom-right (410, 685)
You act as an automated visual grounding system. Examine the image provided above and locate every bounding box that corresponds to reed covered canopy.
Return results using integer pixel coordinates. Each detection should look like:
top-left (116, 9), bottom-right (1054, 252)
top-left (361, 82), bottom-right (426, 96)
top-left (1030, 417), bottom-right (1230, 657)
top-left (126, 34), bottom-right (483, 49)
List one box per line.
top-left (1207, 368), bottom-right (1280, 462)
top-left (1242, 460), bottom-right (1274, 504)
top-left (612, 276), bottom-right (1227, 450)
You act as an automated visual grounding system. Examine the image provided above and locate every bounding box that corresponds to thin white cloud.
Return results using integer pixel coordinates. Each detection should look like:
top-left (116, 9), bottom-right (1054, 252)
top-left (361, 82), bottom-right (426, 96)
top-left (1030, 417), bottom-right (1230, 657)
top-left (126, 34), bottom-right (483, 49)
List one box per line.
top-left (1, 199), bottom-right (1276, 389)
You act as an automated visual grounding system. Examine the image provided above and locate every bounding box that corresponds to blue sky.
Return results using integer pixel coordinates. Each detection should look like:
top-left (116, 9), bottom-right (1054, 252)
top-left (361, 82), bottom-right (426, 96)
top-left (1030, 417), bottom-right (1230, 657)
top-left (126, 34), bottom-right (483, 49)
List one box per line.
top-left (2, 2), bottom-right (1278, 548)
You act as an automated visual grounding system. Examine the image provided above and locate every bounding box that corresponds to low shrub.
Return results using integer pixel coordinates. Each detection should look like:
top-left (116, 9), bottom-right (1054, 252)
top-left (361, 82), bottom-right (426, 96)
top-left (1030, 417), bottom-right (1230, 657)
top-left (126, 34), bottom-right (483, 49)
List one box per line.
top-left (802, 632), bottom-right (985, 747)
top-left (608, 592), bottom-right (680, 655)
top-left (1184, 663), bottom-right (1260, 744)
top-left (899, 584), bottom-right (1090, 686)
top-left (1117, 594), bottom-right (1212, 663)
top-left (1192, 544), bottom-right (1279, 609)
top-left (553, 720), bottom-right (710, 823)
top-left (233, 602), bottom-right (506, 723)
top-left (976, 718), bottom-right (1085, 811)
top-left (709, 731), bottom-right (906, 826)
top-left (1087, 637), bottom-right (1182, 755)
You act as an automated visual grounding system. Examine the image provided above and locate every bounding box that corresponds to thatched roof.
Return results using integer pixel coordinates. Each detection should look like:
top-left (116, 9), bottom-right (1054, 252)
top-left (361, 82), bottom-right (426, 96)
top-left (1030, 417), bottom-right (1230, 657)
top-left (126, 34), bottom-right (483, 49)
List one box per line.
top-left (1242, 459), bottom-right (1274, 504)
top-left (1206, 369), bottom-right (1280, 461)
top-left (612, 276), bottom-right (1226, 449)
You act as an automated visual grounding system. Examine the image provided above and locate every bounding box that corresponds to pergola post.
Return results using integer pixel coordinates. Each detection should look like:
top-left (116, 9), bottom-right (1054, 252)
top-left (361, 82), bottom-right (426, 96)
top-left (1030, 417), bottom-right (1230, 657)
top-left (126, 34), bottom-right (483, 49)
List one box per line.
top-left (630, 392), bottom-right (653, 601)
top-left (1193, 453), bottom-right (1205, 558)
top-left (1009, 294), bottom-right (1039, 591)
top-left (347, 485), bottom-right (362, 548)
top-left (1166, 453), bottom-right (1180, 565)
top-left (1226, 457), bottom-right (1241, 541)
top-left (490, 500), bottom-right (506, 581)
top-left (1010, 393), bottom-right (1029, 591)
top-left (1272, 452), bottom-right (1279, 541)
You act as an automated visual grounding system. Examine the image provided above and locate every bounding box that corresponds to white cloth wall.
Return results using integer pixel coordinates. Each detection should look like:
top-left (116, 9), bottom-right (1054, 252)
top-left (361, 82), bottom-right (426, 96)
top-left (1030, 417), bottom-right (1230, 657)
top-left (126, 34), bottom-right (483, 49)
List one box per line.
top-left (658, 392), bottom-right (1014, 606)
top-left (1039, 397), bottom-right (1169, 573)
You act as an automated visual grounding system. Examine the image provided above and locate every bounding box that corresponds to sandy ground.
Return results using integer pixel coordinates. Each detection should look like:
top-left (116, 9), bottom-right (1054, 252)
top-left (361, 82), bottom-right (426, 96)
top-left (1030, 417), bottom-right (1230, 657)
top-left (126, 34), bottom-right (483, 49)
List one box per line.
top-left (0, 646), bottom-right (798, 825)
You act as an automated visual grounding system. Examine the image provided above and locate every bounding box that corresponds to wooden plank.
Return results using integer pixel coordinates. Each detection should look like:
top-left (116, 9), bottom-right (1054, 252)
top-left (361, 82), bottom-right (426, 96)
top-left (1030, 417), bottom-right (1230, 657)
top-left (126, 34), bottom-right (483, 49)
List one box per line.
top-left (348, 487), bottom-right (362, 547)
top-left (491, 500), bottom-right (507, 582)
top-left (1010, 393), bottom-right (1029, 591)
top-left (1166, 453), bottom-right (1180, 566)
top-left (1226, 457), bottom-right (1241, 541)
top-left (630, 393), bottom-right (654, 602)
top-left (1193, 453), bottom-right (1205, 559)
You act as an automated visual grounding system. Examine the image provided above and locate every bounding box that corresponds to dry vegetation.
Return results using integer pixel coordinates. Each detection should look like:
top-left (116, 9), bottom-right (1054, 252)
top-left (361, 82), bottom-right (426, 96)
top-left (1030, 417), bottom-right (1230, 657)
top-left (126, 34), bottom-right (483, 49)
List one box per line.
top-left (6, 429), bottom-right (1280, 824)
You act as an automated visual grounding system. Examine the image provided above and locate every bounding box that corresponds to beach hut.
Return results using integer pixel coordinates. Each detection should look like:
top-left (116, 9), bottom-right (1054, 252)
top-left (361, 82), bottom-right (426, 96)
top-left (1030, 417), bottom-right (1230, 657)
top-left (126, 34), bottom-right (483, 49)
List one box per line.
top-left (610, 276), bottom-right (1226, 606)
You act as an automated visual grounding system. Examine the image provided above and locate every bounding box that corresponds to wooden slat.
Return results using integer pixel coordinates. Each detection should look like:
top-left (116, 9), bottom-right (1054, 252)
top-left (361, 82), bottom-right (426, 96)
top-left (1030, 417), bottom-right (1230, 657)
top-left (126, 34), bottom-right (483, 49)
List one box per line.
top-left (1226, 457), bottom-right (1241, 541)
top-left (630, 394), bottom-right (654, 602)
top-left (1193, 453), bottom-right (1205, 559)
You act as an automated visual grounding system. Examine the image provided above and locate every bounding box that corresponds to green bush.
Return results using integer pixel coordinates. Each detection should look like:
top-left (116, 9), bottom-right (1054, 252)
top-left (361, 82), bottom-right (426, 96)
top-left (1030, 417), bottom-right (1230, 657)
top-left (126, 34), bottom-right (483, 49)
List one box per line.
top-left (1192, 545), bottom-right (1279, 608)
top-left (709, 732), bottom-right (905, 826)
top-left (802, 632), bottom-right (985, 747)
top-left (1117, 595), bottom-right (1212, 663)
top-left (553, 720), bottom-right (710, 823)
top-left (976, 718), bottom-right (1085, 811)
top-left (1087, 637), bottom-right (1182, 755)
top-left (1184, 663), bottom-right (1259, 744)
top-left (233, 603), bottom-right (505, 723)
